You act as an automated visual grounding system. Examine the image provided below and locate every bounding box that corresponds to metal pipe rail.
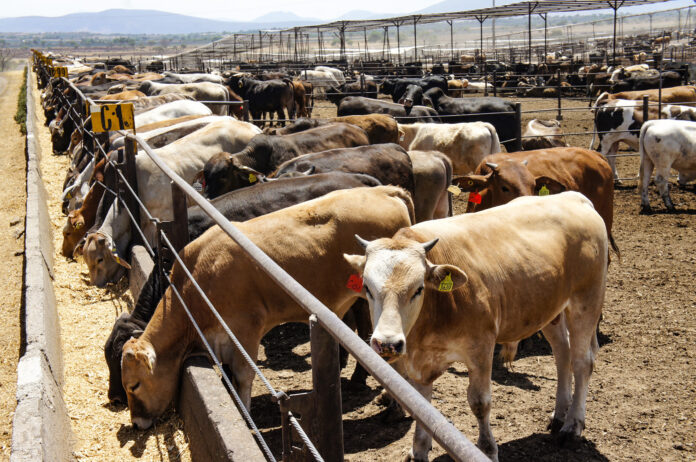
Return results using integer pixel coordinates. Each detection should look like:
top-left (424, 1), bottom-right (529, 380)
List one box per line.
top-left (129, 130), bottom-right (489, 462)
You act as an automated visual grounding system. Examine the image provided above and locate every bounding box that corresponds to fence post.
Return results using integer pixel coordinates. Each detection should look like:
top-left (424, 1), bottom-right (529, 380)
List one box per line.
top-left (513, 102), bottom-right (522, 152)
top-left (242, 100), bottom-right (249, 121)
top-left (123, 137), bottom-right (141, 246)
top-left (360, 73), bottom-right (365, 97)
top-left (658, 68), bottom-right (663, 119)
top-left (643, 95), bottom-right (649, 125)
top-left (492, 70), bottom-right (497, 97)
top-left (556, 70), bottom-right (563, 121)
top-left (308, 314), bottom-right (344, 462)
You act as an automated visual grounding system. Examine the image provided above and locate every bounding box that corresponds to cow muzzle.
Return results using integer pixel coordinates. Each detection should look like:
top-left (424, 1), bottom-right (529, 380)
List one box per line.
top-left (371, 336), bottom-right (406, 361)
top-left (132, 416), bottom-right (153, 430)
top-left (403, 99), bottom-right (413, 108)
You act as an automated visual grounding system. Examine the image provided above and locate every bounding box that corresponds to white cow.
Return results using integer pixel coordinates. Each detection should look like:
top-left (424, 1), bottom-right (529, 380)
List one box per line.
top-left (299, 70), bottom-right (341, 93)
top-left (134, 100), bottom-right (212, 127)
top-left (78, 117), bottom-right (262, 287)
top-left (314, 66), bottom-right (346, 86)
top-left (137, 81), bottom-right (230, 115)
top-left (161, 71), bottom-right (224, 84)
top-left (397, 122), bottom-right (501, 175)
top-left (639, 119), bottom-right (696, 212)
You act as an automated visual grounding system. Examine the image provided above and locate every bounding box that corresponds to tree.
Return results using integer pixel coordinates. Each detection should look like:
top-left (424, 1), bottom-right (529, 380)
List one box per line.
top-left (0, 47), bottom-right (16, 71)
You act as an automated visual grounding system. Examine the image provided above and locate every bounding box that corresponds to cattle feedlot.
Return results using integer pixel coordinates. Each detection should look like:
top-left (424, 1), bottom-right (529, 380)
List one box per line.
top-left (8, 5), bottom-right (696, 461)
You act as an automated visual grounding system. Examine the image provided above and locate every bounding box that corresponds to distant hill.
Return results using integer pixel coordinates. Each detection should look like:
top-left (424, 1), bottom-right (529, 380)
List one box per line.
top-left (0, 9), bottom-right (318, 34)
top-left (335, 10), bottom-right (397, 20)
top-left (253, 11), bottom-right (320, 23)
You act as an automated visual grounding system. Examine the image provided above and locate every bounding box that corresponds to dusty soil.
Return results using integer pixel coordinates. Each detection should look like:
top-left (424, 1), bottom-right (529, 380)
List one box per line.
top-left (0, 70), bottom-right (27, 458)
top-left (30, 72), bottom-right (192, 461)
top-left (251, 95), bottom-right (696, 461)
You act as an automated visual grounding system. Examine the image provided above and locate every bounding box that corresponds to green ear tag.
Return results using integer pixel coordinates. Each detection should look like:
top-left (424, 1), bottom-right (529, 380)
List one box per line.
top-left (438, 273), bottom-right (454, 292)
top-left (538, 185), bottom-right (550, 196)
top-left (248, 173), bottom-right (257, 183)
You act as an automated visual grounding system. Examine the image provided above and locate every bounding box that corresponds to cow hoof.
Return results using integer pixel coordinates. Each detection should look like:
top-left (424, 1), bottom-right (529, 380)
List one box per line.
top-left (402, 449), bottom-right (428, 462)
top-left (555, 429), bottom-right (581, 448)
top-left (548, 418), bottom-right (565, 434)
top-left (639, 205), bottom-right (652, 215)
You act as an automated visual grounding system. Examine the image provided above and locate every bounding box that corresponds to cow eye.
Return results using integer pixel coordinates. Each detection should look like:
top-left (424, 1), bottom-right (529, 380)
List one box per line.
top-left (412, 286), bottom-right (424, 300)
top-left (96, 257), bottom-right (104, 264)
top-left (130, 382), bottom-right (140, 393)
top-left (501, 186), bottom-right (510, 193)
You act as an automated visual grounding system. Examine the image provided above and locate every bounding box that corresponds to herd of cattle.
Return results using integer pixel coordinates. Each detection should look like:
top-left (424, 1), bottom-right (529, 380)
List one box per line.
top-left (37, 53), bottom-right (696, 461)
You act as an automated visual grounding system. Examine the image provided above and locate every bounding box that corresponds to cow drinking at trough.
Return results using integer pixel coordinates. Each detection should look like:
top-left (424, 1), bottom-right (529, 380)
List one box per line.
top-left (344, 192), bottom-right (608, 461)
top-left (120, 186), bottom-right (415, 428)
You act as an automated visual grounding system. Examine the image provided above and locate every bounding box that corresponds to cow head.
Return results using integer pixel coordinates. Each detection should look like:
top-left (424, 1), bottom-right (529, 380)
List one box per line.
top-left (344, 235), bottom-right (467, 361)
top-left (137, 81), bottom-right (153, 96)
top-left (76, 232), bottom-right (130, 287)
top-left (104, 313), bottom-right (145, 405)
top-left (61, 211), bottom-right (87, 258)
top-left (453, 160), bottom-right (566, 212)
top-left (398, 84), bottom-right (423, 109)
top-left (202, 152), bottom-right (264, 199)
top-left (121, 338), bottom-right (178, 430)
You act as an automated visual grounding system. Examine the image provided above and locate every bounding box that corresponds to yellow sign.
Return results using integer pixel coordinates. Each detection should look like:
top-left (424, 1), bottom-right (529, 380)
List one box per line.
top-left (89, 103), bottom-right (135, 132)
top-left (53, 66), bottom-right (68, 78)
top-left (42, 57), bottom-right (53, 66)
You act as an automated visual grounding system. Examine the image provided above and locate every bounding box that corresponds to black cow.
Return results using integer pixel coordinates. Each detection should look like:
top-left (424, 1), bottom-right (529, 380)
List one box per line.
top-left (227, 74), bottom-right (295, 126)
top-left (610, 71), bottom-right (683, 93)
top-left (104, 172), bottom-right (382, 403)
top-left (202, 123), bottom-right (370, 198)
top-left (336, 96), bottom-right (439, 124)
top-left (424, 87), bottom-right (517, 151)
top-left (398, 84), bottom-right (433, 109)
top-left (379, 75), bottom-right (448, 103)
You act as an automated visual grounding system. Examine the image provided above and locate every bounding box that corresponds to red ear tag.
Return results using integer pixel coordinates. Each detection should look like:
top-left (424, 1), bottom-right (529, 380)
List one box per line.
top-left (468, 191), bottom-right (482, 204)
top-left (346, 274), bottom-right (363, 293)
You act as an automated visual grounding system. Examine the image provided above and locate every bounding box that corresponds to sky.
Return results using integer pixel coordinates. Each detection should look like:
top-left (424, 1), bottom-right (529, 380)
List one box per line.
top-left (0, 0), bottom-right (432, 21)
top-left (1, 0), bottom-right (691, 22)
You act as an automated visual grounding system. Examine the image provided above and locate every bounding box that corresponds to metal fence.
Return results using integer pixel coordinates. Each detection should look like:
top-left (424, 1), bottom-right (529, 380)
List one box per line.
top-left (34, 56), bottom-right (490, 462)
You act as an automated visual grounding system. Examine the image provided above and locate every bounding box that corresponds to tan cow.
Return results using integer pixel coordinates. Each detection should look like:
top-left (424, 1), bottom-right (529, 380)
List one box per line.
top-left (120, 186), bottom-right (415, 429)
top-left (99, 90), bottom-right (146, 101)
top-left (593, 85), bottom-right (696, 107)
top-left (522, 119), bottom-right (568, 150)
top-left (344, 192), bottom-right (608, 461)
top-left (397, 122), bottom-right (501, 175)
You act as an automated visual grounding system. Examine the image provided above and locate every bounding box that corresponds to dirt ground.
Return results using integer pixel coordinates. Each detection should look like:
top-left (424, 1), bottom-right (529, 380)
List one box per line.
top-left (0, 71), bottom-right (27, 458)
top-left (251, 95), bottom-right (696, 461)
top-left (30, 72), bottom-right (192, 461)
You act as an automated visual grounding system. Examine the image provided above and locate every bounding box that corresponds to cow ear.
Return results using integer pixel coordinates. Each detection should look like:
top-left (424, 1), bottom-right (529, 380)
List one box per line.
top-left (426, 263), bottom-right (468, 292)
top-left (534, 176), bottom-right (566, 196)
top-left (343, 254), bottom-right (366, 273)
top-left (73, 237), bottom-right (86, 256)
top-left (452, 173), bottom-right (491, 192)
top-left (109, 246), bottom-right (132, 269)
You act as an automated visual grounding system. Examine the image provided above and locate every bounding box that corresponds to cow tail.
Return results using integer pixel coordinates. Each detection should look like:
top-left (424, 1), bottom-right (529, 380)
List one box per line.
top-left (593, 91), bottom-right (608, 110)
top-left (609, 233), bottom-right (621, 264)
top-left (222, 85), bottom-right (231, 117)
top-left (487, 123), bottom-right (502, 154)
top-left (443, 153), bottom-right (454, 217)
top-left (589, 108), bottom-right (598, 150)
top-left (387, 186), bottom-right (417, 225)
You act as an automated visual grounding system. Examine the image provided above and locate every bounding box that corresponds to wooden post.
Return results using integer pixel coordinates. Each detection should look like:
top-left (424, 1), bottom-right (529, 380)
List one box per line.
top-left (556, 70), bottom-right (563, 121)
top-left (643, 95), bottom-right (649, 125)
top-left (122, 137), bottom-right (141, 246)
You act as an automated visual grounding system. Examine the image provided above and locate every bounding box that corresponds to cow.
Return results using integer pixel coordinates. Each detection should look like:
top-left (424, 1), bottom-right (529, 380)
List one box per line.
top-left (522, 119), bottom-right (568, 150)
top-left (609, 71), bottom-right (683, 94)
top-left (397, 122), bottom-right (501, 175)
top-left (297, 69), bottom-right (341, 93)
top-left (343, 192), bottom-right (607, 461)
top-left (62, 181), bottom-right (105, 258)
top-left (111, 115), bottom-right (220, 151)
top-left (337, 96), bottom-right (439, 124)
top-left (590, 99), bottom-right (696, 180)
top-left (160, 71), bottom-right (224, 84)
top-left (592, 85), bottom-right (696, 108)
top-left (119, 186), bottom-right (415, 429)
top-left (77, 118), bottom-right (262, 287)
top-left (104, 172), bottom-right (382, 403)
top-left (379, 76), bottom-right (448, 103)
top-left (340, 79), bottom-right (379, 99)
top-left (201, 123), bottom-right (370, 198)
top-left (227, 74), bottom-right (295, 126)
top-left (423, 87), bottom-right (517, 152)
top-left (265, 114), bottom-right (399, 145)
top-left (133, 100), bottom-right (213, 127)
top-left (447, 78), bottom-right (468, 97)
top-left (137, 81), bottom-right (230, 115)
top-left (131, 94), bottom-right (195, 114)
top-left (639, 119), bottom-right (696, 212)
top-left (290, 80), bottom-right (309, 118)
top-left (314, 66), bottom-right (346, 86)
top-left (398, 85), bottom-right (432, 110)
top-left (98, 90), bottom-right (146, 101)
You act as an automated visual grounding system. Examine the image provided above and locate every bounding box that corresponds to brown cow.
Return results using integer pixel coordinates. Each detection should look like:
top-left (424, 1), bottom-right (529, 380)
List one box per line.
top-left (265, 114), bottom-right (398, 145)
top-left (99, 90), bottom-right (146, 101)
top-left (593, 85), bottom-right (696, 107)
top-left (291, 80), bottom-right (309, 118)
top-left (120, 186), bottom-right (415, 429)
top-left (344, 192), bottom-right (608, 461)
top-left (62, 181), bottom-right (105, 258)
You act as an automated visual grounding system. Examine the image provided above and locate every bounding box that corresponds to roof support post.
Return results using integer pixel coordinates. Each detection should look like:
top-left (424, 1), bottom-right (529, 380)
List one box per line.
top-left (610, 0), bottom-right (626, 67)
top-left (447, 20), bottom-right (454, 62)
top-left (413, 16), bottom-right (421, 62)
top-left (364, 27), bottom-right (369, 61)
top-left (339, 24), bottom-right (346, 63)
top-left (395, 22), bottom-right (402, 66)
top-left (539, 13), bottom-right (548, 62)
top-left (293, 29), bottom-right (298, 63)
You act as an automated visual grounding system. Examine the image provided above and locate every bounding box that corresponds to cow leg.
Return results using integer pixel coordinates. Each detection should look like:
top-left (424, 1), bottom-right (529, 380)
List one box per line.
top-left (558, 294), bottom-right (602, 445)
top-left (654, 165), bottom-right (675, 211)
top-left (605, 142), bottom-right (621, 183)
top-left (221, 335), bottom-right (261, 411)
top-left (639, 154), bottom-right (654, 212)
top-left (466, 351), bottom-right (498, 461)
top-left (542, 313), bottom-right (572, 434)
top-left (276, 108), bottom-right (285, 127)
top-left (406, 381), bottom-right (434, 462)
top-left (349, 299), bottom-right (371, 385)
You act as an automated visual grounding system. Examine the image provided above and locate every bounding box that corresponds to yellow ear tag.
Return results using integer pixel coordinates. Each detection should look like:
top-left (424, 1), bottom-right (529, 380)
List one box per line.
top-left (438, 273), bottom-right (454, 292)
top-left (238, 81), bottom-right (243, 88)
top-left (447, 185), bottom-right (461, 196)
top-left (538, 185), bottom-right (550, 196)
top-left (111, 247), bottom-right (120, 264)
top-left (73, 221), bottom-right (82, 230)
top-left (248, 173), bottom-right (257, 183)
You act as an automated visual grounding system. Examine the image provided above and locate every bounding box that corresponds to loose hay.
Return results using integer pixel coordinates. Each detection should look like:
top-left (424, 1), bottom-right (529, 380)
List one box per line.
top-left (31, 74), bottom-right (191, 461)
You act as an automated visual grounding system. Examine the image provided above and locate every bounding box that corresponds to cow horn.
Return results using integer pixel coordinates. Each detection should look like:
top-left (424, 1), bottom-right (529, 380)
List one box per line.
top-left (355, 234), bottom-right (371, 250)
top-left (485, 162), bottom-right (499, 171)
top-left (422, 238), bottom-right (439, 253)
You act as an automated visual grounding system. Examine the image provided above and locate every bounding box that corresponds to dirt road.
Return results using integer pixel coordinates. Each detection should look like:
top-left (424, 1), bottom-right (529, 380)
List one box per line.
top-left (0, 70), bottom-right (27, 458)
